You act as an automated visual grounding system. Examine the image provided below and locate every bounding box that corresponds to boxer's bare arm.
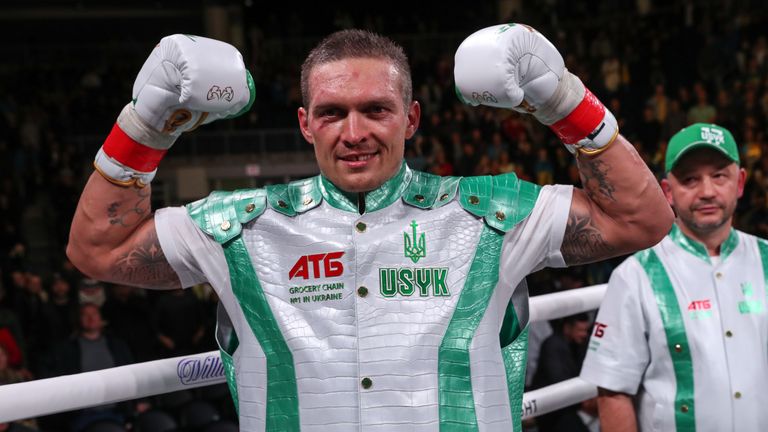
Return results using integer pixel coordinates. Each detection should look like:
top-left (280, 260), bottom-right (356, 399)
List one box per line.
top-left (68, 35), bottom-right (251, 290)
top-left (454, 25), bottom-right (673, 266)
top-left (562, 135), bottom-right (672, 265)
top-left (67, 172), bottom-right (181, 289)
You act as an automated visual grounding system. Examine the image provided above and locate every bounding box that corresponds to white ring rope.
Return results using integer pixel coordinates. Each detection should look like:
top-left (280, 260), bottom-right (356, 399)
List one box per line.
top-left (0, 284), bottom-right (607, 423)
top-left (0, 351), bottom-right (225, 422)
top-left (529, 284), bottom-right (606, 323)
top-left (521, 377), bottom-right (597, 420)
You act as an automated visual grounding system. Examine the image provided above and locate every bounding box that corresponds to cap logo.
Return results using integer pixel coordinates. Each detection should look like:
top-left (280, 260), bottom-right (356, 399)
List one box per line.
top-left (700, 126), bottom-right (724, 146)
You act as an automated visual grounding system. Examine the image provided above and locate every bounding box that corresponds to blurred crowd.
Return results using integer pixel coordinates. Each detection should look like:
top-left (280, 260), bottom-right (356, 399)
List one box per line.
top-left (1, 1), bottom-right (768, 431)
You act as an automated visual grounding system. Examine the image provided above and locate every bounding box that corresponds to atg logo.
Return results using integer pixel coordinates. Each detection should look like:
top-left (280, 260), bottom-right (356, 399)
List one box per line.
top-left (593, 322), bottom-right (608, 338)
top-left (177, 354), bottom-right (225, 385)
top-left (688, 300), bottom-right (711, 311)
top-left (688, 299), bottom-right (714, 320)
top-left (289, 251), bottom-right (345, 280)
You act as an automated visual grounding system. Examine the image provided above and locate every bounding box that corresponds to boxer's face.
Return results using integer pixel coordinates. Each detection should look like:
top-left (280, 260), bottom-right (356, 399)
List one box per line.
top-left (298, 58), bottom-right (420, 193)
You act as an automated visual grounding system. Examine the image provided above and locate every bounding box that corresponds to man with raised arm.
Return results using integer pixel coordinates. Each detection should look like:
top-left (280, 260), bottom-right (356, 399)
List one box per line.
top-left (68, 24), bottom-right (672, 431)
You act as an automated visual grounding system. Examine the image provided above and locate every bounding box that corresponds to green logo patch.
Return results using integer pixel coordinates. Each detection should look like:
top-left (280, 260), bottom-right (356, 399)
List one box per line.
top-left (738, 281), bottom-right (763, 314)
top-left (741, 282), bottom-right (754, 297)
top-left (404, 220), bottom-right (426, 263)
top-left (383, 221), bottom-right (451, 297)
top-left (379, 267), bottom-right (449, 297)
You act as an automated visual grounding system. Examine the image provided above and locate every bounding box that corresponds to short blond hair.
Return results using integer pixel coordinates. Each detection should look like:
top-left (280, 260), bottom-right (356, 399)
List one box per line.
top-left (300, 29), bottom-right (412, 107)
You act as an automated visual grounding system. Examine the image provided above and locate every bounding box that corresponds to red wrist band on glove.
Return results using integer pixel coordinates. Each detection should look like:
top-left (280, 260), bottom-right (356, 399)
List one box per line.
top-left (102, 123), bottom-right (167, 172)
top-left (548, 88), bottom-right (605, 145)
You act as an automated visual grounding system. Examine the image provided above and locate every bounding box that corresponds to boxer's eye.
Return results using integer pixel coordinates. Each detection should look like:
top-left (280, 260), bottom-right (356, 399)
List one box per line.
top-left (319, 108), bottom-right (342, 118)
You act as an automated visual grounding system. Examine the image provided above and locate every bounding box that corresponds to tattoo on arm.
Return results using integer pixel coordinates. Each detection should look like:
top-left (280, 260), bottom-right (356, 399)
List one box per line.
top-left (578, 157), bottom-right (617, 202)
top-left (113, 226), bottom-right (181, 289)
top-left (107, 187), bottom-right (150, 227)
top-left (561, 211), bottom-right (615, 265)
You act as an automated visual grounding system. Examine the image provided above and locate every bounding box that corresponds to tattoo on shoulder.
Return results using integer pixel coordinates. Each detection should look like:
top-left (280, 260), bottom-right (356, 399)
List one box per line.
top-left (561, 211), bottom-right (615, 265)
top-left (113, 226), bottom-right (180, 289)
top-left (578, 158), bottom-right (616, 202)
top-left (107, 187), bottom-right (150, 227)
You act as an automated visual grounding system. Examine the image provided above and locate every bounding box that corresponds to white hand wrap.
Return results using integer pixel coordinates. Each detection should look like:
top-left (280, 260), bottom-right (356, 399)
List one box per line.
top-left (94, 148), bottom-right (156, 188)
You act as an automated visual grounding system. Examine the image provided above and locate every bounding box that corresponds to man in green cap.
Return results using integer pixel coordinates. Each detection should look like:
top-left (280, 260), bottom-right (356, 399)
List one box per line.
top-left (581, 123), bottom-right (768, 431)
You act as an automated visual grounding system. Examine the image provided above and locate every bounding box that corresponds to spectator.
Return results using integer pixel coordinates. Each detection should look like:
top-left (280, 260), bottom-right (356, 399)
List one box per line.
top-left (190, 283), bottom-right (221, 354)
top-left (13, 271), bottom-right (55, 373)
top-left (404, 141), bottom-right (427, 172)
top-left (500, 112), bottom-right (527, 144)
top-left (40, 303), bottom-right (134, 431)
top-left (473, 153), bottom-right (492, 176)
top-left (677, 86), bottom-right (693, 112)
top-left (661, 98), bottom-right (687, 142)
top-left (455, 142), bottom-right (479, 176)
top-left (102, 284), bottom-right (157, 362)
top-left (5, 269), bottom-right (27, 312)
top-left (496, 150), bottom-right (516, 174)
top-left (77, 278), bottom-right (106, 307)
top-left (0, 327), bottom-right (22, 371)
top-left (525, 320), bottom-right (553, 388)
top-left (637, 106), bottom-right (662, 155)
top-left (486, 131), bottom-right (509, 161)
top-left (429, 147), bottom-right (454, 176)
top-left (535, 148), bottom-right (554, 185)
top-left (646, 84), bottom-right (669, 124)
top-left (551, 146), bottom-right (576, 185)
top-left (48, 273), bottom-right (78, 342)
top-left (0, 288), bottom-right (25, 369)
top-left (738, 188), bottom-right (768, 238)
top-left (0, 345), bottom-right (36, 431)
top-left (715, 88), bottom-right (739, 133)
top-left (152, 290), bottom-right (206, 358)
top-left (687, 84), bottom-right (716, 124)
top-left (512, 133), bottom-right (536, 181)
top-left (532, 313), bottom-right (594, 432)
top-left (0, 342), bottom-right (33, 391)
top-left (601, 54), bottom-right (622, 96)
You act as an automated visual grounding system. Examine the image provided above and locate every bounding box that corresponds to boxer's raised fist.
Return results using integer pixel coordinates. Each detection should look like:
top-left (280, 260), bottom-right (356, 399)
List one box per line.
top-left (454, 23), bottom-right (564, 115)
top-left (94, 35), bottom-right (255, 187)
top-left (132, 34), bottom-right (254, 138)
top-left (454, 24), bottom-right (618, 153)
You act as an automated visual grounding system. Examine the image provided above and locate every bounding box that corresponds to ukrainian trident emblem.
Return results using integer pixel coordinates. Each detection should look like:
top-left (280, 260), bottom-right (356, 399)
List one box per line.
top-left (404, 220), bottom-right (426, 263)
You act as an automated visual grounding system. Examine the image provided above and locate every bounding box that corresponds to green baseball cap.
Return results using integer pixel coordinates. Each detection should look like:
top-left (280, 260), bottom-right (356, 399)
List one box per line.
top-left (665, 123), bottom-right (739, 173)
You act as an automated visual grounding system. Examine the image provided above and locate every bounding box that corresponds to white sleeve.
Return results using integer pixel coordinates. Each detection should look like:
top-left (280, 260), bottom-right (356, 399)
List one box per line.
top-left (499, 184), bottom-right (572, 274)
top-left (580, 257), bottom-right (650, 394)
top-left (155, 206), bottom-right (226, 289)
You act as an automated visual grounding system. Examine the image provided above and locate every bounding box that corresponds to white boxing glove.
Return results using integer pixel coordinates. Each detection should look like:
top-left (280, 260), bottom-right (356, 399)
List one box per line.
top-left (94, 34), bottom-right (255, 187)
top-left (454, 24), bottom-right (618, 154)
top-left (130, 34), bottom-right (254, 139)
